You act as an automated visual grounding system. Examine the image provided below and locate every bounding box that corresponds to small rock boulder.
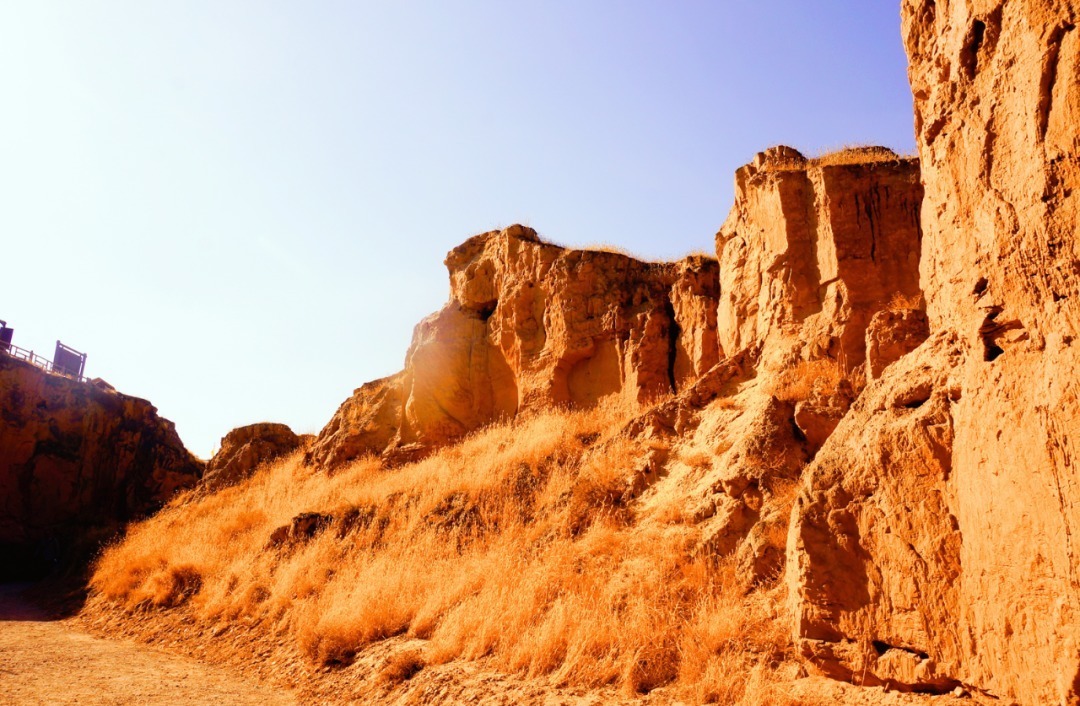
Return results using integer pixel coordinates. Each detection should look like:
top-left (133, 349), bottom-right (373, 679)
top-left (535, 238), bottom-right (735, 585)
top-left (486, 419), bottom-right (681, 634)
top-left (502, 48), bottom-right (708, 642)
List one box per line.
top-left (204, 423), bottom-right (302, 489)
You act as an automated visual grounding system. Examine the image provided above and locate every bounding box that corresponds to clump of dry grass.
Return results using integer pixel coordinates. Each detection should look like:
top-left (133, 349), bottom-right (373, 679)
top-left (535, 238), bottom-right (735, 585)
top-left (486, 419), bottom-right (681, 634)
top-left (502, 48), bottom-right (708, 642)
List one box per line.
top-left (380, 650), bottom-right (426, 684)
top-left (887, 291), bottom-right (925, 311)
top-left (577, 242), bottom-right (659, 262)
top-left (810, 144), bottom-right (918, 167)
top-left (758, 157), bottom-right (808, 172)
top-left (769, 358), bottom-right (846, 403)
top-left (756, 144), bottom-right (917, 173)
top-left (90, 394), bottom-right (795, 701)
top-left (680, 249), bottom-right (719, 262)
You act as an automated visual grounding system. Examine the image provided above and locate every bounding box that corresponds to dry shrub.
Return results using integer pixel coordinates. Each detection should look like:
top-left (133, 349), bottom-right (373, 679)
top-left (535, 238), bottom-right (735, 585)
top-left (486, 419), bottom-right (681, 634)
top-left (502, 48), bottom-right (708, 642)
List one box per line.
top-left (758, 145), bottom-right (916, 173)
top-left (578, 242), bottom-right (655, 262)
top-left (769, 359), bottom-right (845, 403)
top-left (681, 249), bottom-right (718, 262)
top-left (888, 291), bottom-right (924, 310)
top-left (380, 650), bottom-right (425, 684)
top-left (682, 450), bottom-right (712, 470)
top-left (712, 396), bottom-right (740, 410)
top-left (121, 562), bottom-right (203, 608)
top-left (90, 396), bottom-right (794, 699)
top-left (676, 559), bottom-right (791, 704)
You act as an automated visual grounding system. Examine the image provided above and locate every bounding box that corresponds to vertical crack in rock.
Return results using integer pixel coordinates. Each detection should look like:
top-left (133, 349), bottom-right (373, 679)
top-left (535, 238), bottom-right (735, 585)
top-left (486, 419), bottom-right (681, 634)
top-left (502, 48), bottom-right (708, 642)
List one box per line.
top-left (663, 293), bottom-right (680, 394)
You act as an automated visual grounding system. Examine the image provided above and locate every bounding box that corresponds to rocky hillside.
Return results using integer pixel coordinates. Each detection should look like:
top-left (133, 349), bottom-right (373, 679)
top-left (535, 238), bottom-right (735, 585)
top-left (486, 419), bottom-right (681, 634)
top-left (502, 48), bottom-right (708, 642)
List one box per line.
top-left (84, 1), bottom-right (1078, 704)
top-left (0, 355), bottom-right (202, 578)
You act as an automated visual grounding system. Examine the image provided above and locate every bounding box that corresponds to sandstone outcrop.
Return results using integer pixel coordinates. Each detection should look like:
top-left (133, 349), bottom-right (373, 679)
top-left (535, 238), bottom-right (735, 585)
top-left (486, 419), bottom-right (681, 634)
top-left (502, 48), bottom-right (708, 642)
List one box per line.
top-left (306, 375), bottom-right (406, 468)
top-left (308, 226), bottom-right (722, 467)
top-left (204, 422), bottom-right (304, 489)
top-left (788, 2), bottom-right (1080, 702)
top-left (0, 354), bottom-right (202, 577)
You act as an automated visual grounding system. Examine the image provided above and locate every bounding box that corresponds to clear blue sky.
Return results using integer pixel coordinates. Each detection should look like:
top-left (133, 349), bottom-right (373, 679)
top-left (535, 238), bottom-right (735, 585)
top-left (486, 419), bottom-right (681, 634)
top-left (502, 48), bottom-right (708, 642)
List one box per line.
top-left (0, 2), bottom-right (915, 458)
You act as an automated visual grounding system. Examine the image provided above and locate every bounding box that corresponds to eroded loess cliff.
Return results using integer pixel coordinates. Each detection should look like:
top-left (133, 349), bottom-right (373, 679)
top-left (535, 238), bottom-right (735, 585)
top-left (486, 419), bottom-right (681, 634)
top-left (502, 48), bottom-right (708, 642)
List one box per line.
top-left (623, 147), bottom-right (930, 590)
top-left (88, 149), bottom-right (935, 704)
top-left (311, 156), bottom-right (926, 471)
top-left (717, 146), bottom-right (923, 373)
top-left (788, 1), bottom-right (1080, 702)
top-left (308, 225), bottom-right (721, 467)
top-left (0, 355), bottom-right (203, 577)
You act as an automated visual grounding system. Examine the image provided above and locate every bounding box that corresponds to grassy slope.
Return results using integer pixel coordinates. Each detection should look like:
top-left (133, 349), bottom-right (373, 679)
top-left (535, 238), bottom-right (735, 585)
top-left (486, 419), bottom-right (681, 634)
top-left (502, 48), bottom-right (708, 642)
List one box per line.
top-left (88, 395), bottom-right (796, 704)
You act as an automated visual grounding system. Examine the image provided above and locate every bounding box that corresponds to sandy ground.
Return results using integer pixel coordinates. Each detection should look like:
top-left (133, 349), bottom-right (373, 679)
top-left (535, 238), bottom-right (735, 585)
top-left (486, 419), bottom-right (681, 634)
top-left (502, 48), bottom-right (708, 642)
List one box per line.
top-left (0, 584), bottom-right (296, 706)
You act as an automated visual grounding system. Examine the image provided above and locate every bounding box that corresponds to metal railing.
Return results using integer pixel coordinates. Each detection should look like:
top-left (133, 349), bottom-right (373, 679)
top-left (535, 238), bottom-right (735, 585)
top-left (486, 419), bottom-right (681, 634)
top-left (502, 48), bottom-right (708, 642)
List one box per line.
top-left (1, 343), bottom-right (90, 383)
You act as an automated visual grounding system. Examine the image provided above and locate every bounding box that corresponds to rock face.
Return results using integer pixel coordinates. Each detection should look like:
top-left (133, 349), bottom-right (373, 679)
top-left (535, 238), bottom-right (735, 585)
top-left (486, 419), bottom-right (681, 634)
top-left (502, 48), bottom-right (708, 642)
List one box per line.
top-left (204, 423), bottom-right (303, 489)
top-left (0, 354), bottom-right (202, 577)
top-left (865, 307), bottom-right (930, 381)
top-left (788, 2), bottom-right (1080, 703)
top-left (308, 226), bottom-right (722, 467)
top-left (716, 146), bottom-right (923, 372)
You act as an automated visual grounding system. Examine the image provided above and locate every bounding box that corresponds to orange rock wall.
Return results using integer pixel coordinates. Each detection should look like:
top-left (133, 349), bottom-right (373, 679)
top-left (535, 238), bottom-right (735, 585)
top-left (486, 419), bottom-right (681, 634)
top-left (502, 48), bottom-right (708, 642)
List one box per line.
top-left (310, 226), bottom-right (721, 467)
top-left (788, 3), bottom-right (1080, 702)
top-left (717, 149), bottom-right (923, 370)
top-left (905, 1), bottom-right (1080, 699)
top-left (0, 355), bottom-right (202, 572)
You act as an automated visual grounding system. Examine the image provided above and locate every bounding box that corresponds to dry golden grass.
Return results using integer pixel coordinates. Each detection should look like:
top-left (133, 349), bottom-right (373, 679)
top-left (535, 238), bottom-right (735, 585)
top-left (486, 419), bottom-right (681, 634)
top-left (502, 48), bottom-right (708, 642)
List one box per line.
top-left (769, 358), bottom-right (846, 403)
top-left (91, 396), bottom-right (795, 701)
top-left (887, 291), bottom-right (925, 311)
top-left (379, 650), bottom-right (426, 684)
top-left (757, 144), bottom-right (917, 173)
top-left (681, 249), bottom-right (719, 262)
top-left (810, 145), bottom-right (915, 167)
top-left (577, 242), bottom-right (659, 262)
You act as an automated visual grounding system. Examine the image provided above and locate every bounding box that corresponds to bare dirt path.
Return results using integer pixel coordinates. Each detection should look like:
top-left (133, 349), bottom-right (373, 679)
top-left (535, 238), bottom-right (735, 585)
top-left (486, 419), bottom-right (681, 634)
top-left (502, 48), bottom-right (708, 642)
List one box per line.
top-left (0, 584), bottom-right (297, 706)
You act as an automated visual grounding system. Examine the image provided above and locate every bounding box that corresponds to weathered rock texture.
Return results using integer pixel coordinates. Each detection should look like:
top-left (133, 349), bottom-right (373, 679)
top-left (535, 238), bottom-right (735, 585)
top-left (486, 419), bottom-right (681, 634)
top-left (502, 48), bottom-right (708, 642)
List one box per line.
top-left (0, 354), bottom-right (202, 576)
top-left (204, 423), bottom-right (303, 489)
top-left (865, 307), bottom-right (930, 381)
top-left (314, 169), bottom-right (929, 471)
top-left (788, 2), bottom-right (1080, 703)
top-left (717, 146), bottom-right (923, 372)
top-left (309, 225), bottom-right (722, 467)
